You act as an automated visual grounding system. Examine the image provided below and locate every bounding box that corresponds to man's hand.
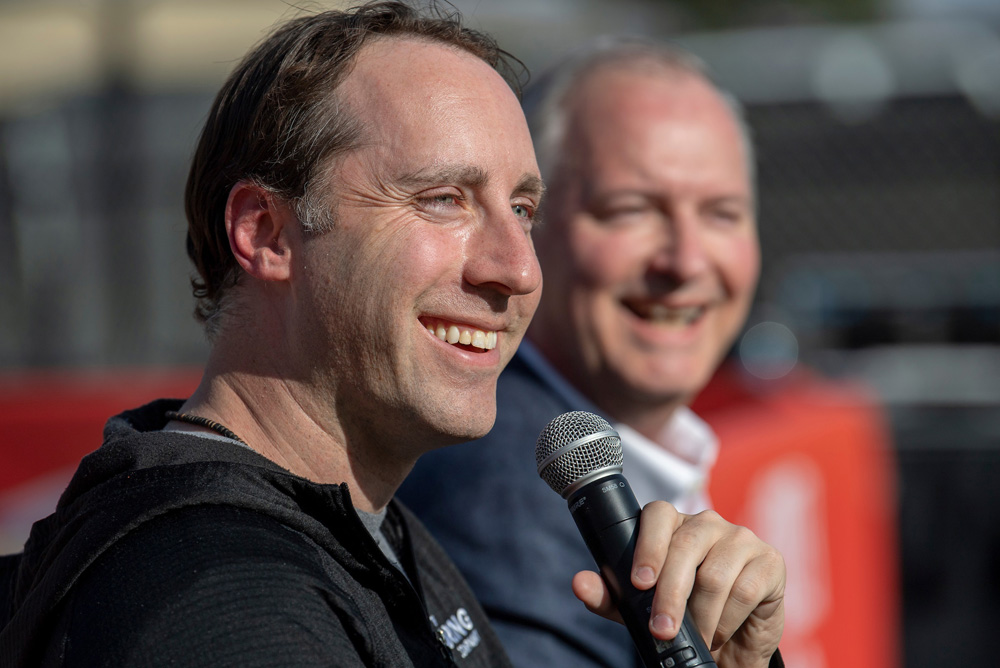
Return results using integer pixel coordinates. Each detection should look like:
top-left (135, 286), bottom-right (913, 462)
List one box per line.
top-left (572, 501), bottom-right (785, 668)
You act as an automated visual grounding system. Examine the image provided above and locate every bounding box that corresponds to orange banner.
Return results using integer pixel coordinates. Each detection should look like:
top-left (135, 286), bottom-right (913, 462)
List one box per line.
top-left (696, 364), bottom-right (901, 668)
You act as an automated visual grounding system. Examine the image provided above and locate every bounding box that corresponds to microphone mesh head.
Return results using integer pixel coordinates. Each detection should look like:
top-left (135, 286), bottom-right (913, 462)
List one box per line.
top-left (535, 411), bottom-right (623, 496)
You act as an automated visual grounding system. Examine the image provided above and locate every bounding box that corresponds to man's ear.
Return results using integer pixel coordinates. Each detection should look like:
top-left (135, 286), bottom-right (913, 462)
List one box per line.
top-left (225, 181), bottom-right (298, 282)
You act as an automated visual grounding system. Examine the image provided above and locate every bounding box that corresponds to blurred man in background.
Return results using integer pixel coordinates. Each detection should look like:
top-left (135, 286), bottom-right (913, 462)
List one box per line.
top-left (402, 38), bottom-right (762, 667)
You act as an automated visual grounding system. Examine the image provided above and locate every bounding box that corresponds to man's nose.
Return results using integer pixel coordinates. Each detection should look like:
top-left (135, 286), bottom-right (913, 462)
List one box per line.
top-left (464, 208), bottom-right (542, 297)
top-left (648, 209), bottom-right (710, 282)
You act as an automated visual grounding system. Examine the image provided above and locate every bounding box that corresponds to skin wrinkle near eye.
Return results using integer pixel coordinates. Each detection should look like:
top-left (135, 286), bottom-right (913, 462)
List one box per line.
top-left (393, 166), bottom-right (545, 235)
top-left (591, 191), bottom-right (752, 230)
top-left (397, 166), bottom-right (546, 212)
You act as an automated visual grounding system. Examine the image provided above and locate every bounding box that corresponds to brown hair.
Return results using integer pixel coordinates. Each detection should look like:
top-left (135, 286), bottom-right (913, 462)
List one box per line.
top-left (184, 1), bottom-right (525, 337)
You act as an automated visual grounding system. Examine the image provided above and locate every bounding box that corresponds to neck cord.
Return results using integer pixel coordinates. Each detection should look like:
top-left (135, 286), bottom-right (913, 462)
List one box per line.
top-left (164, 410), bottom-right (249, 447)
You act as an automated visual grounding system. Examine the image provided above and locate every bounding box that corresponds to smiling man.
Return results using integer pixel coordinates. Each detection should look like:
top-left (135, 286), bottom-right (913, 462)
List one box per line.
top-left (401, 38), bottom-right (768, 667)
top-left (1, 7), bottom-right (782, 668)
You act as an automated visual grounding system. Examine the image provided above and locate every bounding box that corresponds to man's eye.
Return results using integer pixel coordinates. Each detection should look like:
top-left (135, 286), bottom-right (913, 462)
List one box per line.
top-left (595, 206), bottom-right (651, 225)
top-left (608, 207), bottom-right (646, 217)
top-left (429, 194), bottom-right (459, 206)
top-left (512, 204), bottom-right (533, 218)
top-left (708, 208), bottom-right (743, 224)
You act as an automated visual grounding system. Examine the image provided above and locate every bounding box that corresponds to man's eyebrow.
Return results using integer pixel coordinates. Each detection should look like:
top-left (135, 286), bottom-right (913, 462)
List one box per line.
top-left (514, 174), bottom-right (546, 201)
top-left (706, 194), bottom-right (754, 208)
top-left (397, 165), bottom-right (490, 189)
top-left (397, 166), bottom-right (545, 202)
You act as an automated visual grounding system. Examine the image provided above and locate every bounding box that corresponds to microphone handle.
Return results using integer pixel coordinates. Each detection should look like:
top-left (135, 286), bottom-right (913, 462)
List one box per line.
top-left (567, 473), bottom-right (716, 668)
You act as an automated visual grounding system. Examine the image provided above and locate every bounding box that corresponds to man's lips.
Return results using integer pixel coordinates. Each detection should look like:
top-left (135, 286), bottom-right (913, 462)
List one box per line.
top-left (419, 317), bottom-right (498, 351)
top-left (621, 299), bottom-right (709, 326)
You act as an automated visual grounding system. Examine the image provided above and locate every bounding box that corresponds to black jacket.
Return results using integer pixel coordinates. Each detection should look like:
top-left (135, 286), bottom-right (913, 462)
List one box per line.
top-left (0, 399), bottom-right (511, 667)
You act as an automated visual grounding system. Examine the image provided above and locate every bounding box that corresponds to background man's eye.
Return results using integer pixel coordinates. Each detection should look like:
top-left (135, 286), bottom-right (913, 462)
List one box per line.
top-left (711, 209), bottom-right (742, 223)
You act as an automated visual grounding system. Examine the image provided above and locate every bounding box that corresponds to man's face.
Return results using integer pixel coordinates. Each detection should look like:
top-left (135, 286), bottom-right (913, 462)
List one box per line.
top-left (291, 38), bottom-right (542, 455)
top-left (530, 68), bottom-right (759, 431)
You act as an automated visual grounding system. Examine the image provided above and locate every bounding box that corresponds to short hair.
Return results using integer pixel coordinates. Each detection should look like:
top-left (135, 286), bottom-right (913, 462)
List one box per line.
top-left (184, 0), bottom-right (525, 338)
top-left (521, 36), bottom-right (755, 189)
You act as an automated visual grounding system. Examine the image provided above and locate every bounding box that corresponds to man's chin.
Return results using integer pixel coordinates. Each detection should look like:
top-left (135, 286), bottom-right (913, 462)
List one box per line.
top-left (605, 372), bottom-right (709, 415)
top-left (425, 412), bottom-right (497, 449)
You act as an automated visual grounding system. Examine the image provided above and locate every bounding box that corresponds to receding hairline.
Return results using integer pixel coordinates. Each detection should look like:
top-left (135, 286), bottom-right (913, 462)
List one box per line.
top-left (320, 33), bottom-right (541, 183)
top-left (569, 49), bottom-right (707, 89)
top-left (565, 62), bottom-right (739, 135)
top-left (523, 39), bottom-right (756, 191)
top-left (337, 32), bottom-right (521, 121)
top-left (294, 32), bottom-right (530, 230)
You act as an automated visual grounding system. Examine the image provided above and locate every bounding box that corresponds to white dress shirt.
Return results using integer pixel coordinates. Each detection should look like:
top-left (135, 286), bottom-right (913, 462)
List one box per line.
top-left (519, 340), bottom-right (717, 513)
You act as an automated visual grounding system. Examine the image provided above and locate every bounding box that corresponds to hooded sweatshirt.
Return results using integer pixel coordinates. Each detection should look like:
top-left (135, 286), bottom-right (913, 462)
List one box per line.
top-left (0, 399), bottom-right (510, 667)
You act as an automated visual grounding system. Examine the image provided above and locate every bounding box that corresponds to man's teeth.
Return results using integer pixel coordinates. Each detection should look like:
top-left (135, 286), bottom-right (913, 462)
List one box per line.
top-left (427, 323), bottom-right (497, 350)
top-left (646, 304), bottom-right (703, 325)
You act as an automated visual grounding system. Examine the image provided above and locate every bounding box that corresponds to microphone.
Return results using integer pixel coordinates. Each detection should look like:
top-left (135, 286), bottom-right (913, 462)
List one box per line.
top-left (535, 410), bottom-right (716, 668)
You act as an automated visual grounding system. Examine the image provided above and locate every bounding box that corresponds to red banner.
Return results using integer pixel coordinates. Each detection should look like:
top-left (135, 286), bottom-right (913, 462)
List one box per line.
top-left (696, 364), bottom-right (901, 668)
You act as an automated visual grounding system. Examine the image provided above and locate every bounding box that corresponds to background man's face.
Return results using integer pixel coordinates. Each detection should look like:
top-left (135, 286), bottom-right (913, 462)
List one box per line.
top-left (291, 38), bottom-right (543, 456)
top-left (531, 68), bottom-right (759, 427)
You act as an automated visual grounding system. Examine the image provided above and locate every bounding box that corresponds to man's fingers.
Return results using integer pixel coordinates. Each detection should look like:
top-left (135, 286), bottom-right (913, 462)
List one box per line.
top-left (650, 516), bottom-right (784, 651)
top-left (644, 509), bottom-right (728, 640)
top-left (630, 500), bottom-right (682, 591)
top-left (576, 501), bottom-right (786, 662)
top-left (571, 571), bottom-right (623, 624)
top-left (708, 548), bottom-right (786, 650)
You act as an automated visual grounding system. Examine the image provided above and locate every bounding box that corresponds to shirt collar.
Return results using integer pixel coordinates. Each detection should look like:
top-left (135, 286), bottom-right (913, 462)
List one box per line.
top-left (517, 340), bottom-right (718, 510)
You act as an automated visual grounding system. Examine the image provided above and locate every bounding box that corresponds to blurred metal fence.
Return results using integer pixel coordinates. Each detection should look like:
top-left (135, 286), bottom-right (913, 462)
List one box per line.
top-left (0, 90), bottom-right (212, 368)
top-left (744, 94), bottom-right (1000, 668)
top-left (753, 96), bottom-right (999, 346)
